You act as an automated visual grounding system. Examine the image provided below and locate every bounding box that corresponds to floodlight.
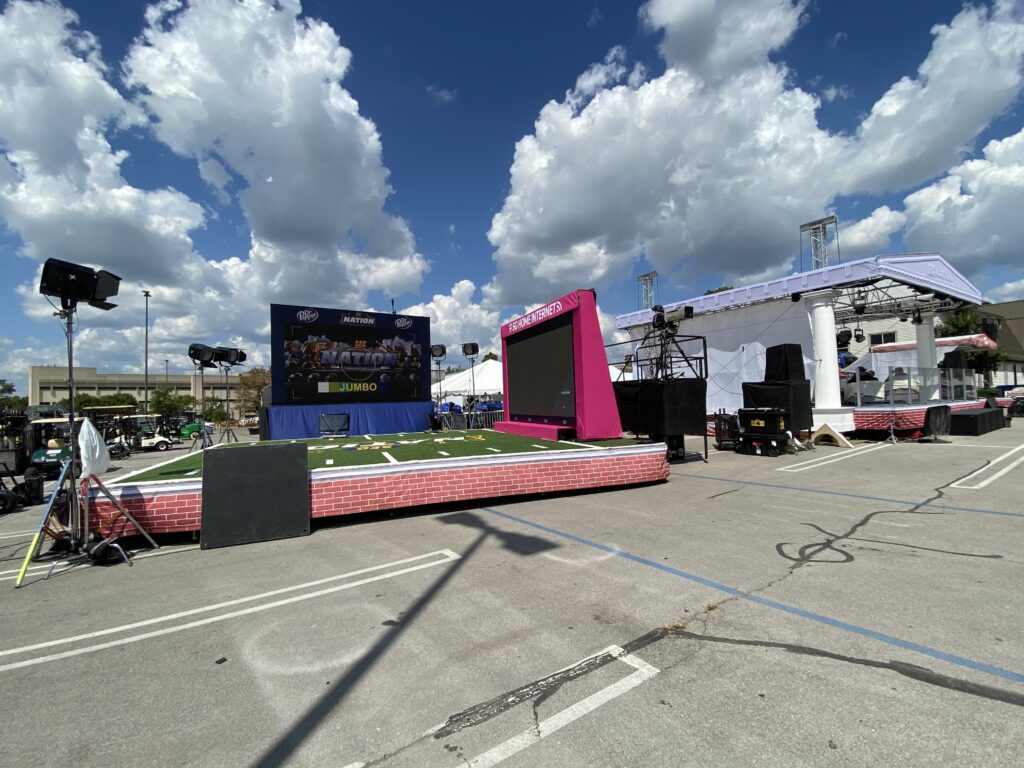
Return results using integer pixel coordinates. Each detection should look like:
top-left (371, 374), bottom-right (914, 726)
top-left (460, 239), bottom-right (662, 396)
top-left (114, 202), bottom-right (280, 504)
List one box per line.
top-left (853, 290), bottom-right (867, 315)
top-left (213, 347), bottom-right (247, 365)
top-left (651, 304), bottom-right (667, 330)
top-left (854, 328), bottom-right (865, 343)
top-left (188, 343), bottom-right (217, 368)
top-left (39, 258), bottom-right (121, 310)
top-left (911, 309), bottom-right (923, 325)
top-left (682, 306), bottom-right (694, 320)
top-left (430, 344), bottom-right (446, 359)
top-left (462, 342), bottom-right (479, 357)
top-left (837, 329), bottom-right (853, 346)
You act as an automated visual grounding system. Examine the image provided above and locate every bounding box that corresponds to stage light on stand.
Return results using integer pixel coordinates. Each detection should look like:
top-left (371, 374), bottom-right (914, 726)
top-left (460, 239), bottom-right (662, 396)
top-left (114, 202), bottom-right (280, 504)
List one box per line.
top-left (462, 343), bottom-right (479, 413)
top-left (37, 258), bottom-right (122, 554)
top-left (854, 328), bottom-right (865, 343)
top-left (211, 346), bottom-right (247, 442)
top-left (187, 344), bottom-right (217, 450)
top-left (430, 345), bottom-right (446, 419)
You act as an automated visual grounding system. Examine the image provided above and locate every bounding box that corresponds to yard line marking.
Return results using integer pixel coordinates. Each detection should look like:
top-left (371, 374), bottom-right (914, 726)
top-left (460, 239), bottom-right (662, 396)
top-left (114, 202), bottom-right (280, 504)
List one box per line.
top-left (779, 444), bottom-right (888, 472)
top-left (950, 443), bottom-right (1024, 489)
top-left (462, 645), bottom-right (658, 768)
top-left (530, 445), bottom-right (549, 450)
top-left (0, 550), bottom-right (458, 666)
top-left (437, 451), bottom-right (450, 457)
top-left (557, 440), bottom-right (602, 449)
top-left (185, 469), bottom-right (201, 476)
top-left (486, 448), bottom-right (501, 453)
top-left (380, 452), bottom-right (399, 465)
top-left (483, 507), bottom-right (1024, 685)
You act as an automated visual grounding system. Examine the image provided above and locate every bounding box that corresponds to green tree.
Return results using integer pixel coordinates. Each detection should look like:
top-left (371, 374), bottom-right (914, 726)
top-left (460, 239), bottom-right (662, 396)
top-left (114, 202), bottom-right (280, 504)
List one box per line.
top-left (482, 351), bottom-right (499, 362)
top-left (936, 307), bottom-right (1007, 385)
top-left (703, 285), bottom-right (734, 295)
top-left (0, 379), bottom-right (27, 413)
top-left (149, 387), bottom-right (196, 416)
top-left (202, 398), bottom-right (229, 423)
top-left (236, 367), bottom-right (271, 414)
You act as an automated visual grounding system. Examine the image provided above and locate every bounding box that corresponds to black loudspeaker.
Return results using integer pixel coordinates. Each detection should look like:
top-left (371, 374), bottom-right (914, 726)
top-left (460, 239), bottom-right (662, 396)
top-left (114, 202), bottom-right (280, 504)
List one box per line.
top-left (742, 380), bottom-right (813, 432)
top-left (924, 405), bottom-right (951, 438)
top-left (201, 442), bottom-right (309, 549)
top-left (764, 344), bottom-right (805, 381)
top-left (613, 379), bottom-right (707, 436)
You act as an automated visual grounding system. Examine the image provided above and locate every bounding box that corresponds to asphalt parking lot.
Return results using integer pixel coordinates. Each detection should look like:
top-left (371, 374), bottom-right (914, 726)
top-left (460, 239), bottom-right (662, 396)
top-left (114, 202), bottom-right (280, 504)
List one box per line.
top-left (1, 426), bottom-right (1022, 767)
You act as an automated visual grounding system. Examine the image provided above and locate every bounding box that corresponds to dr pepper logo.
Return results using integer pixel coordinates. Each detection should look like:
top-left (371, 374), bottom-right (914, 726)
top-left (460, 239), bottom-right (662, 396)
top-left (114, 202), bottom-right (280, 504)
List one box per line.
top-left (296, 309), bottom-right (319, 322)
top-left (394, 317), bottom-right (413, 330)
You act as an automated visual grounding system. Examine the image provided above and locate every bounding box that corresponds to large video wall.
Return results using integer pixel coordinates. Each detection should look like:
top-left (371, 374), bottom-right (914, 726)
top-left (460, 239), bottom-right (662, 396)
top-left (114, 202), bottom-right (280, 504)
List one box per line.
top-left (270, 304), bottom-right (431, 405)
top-left (505, 311), bottom-right (576, 420)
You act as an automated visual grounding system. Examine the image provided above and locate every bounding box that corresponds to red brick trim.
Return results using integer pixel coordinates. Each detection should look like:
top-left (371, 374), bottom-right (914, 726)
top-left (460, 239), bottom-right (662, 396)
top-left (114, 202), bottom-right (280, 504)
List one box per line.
top-left (95, 445), bottom-right (668, 535)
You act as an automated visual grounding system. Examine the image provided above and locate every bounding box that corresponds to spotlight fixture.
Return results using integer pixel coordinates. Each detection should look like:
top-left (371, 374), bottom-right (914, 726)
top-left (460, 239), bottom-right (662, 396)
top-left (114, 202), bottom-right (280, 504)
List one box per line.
top-left (187, 343), bottom-right (217, 368)
top-left (651, 304), bottom-right (667, 330)
top-left (213, 346), bottom-right (247, 365)
top-left (430, 344), bottom-right (447, 360)
top-left (854, 327), bottom-right (865, 343)
top-left (682, 305), bottom-right (694, 320)
top-left (836, 329), bottom-right (853, 346)
top-left (853, 290), bottom-right (867, 315)
top-left (462, 342), bottom-right (479, 357)
top-left (40, 258), bottom-right (121, 310)
top-left (911, 309), bottom-right (923, 325)
top-left (791, 292), bottom-right (801, 303)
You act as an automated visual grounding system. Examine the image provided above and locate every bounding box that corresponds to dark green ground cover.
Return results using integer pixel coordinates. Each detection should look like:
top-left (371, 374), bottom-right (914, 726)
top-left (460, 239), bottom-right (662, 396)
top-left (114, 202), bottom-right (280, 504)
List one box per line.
top-left (113, 430), bottom-right (646, 484)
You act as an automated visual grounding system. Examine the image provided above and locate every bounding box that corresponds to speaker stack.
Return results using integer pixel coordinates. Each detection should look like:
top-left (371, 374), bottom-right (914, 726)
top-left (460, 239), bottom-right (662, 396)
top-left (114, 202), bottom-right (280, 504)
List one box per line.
top-left (740, 343), bottom-right (813, 433)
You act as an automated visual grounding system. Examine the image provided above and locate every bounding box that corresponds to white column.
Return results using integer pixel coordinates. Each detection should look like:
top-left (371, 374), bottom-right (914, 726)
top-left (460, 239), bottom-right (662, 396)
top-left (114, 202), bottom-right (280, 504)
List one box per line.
top-left (806, 291), bottom-right (841, 410)
top-left (915, 312), bottom-right (939, 401)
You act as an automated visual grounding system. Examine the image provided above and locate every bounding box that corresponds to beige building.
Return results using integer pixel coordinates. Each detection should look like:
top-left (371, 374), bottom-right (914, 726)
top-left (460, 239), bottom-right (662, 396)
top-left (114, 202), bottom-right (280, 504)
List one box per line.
top-left (28, 366), bottom-right (245, 415)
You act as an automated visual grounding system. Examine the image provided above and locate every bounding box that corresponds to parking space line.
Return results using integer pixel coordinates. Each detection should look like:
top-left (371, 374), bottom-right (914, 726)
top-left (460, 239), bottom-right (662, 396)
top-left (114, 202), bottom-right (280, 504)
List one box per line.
top-left (0, 549), bottom-right (459, 672)
top-left (671, 472), bottom-right (1024, 519)
top-left (463, 645), bottom-right (658, 768)
top-left (779, 444), bottom-right (887, 473)
top-left (0, 530), bottom-right (37, 539)
top-left (950, 443), bottom-right (1024, 490)
top-left (482, 507), bottom-right (1024, 685)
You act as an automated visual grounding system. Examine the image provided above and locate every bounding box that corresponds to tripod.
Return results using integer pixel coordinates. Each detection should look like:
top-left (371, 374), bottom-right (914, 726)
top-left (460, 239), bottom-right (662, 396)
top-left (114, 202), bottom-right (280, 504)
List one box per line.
top-left (188, 361), bottom-right (214, 452)
top-left (217, 362), bottom-right (238, 443)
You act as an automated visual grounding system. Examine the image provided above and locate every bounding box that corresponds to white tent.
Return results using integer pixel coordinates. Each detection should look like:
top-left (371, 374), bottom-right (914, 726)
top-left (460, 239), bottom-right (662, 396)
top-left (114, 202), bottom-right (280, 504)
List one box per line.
top-left (431, 358), bottom-right (504, 399)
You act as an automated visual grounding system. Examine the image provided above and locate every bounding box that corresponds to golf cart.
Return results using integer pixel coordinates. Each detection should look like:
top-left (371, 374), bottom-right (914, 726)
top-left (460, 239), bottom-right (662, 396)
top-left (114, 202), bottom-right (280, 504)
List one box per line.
top-left (26, 417), bottom-right (84, 479)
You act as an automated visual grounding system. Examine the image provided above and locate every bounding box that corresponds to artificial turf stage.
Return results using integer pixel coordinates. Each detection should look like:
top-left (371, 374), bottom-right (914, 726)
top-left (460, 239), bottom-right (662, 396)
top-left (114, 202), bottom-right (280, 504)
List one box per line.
top-left (114, 429), bottom-right (645, 484)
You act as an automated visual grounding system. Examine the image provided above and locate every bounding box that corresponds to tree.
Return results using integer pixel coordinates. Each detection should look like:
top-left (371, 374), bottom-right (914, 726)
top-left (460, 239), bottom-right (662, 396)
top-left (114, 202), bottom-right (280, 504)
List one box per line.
top-left (202, 398), bottom-right (229, 423)
top-left (0, 379), bottom-right (27, 413)
top-left (149, 387), bottom-right (196, 416)
top-left (936, 306), bottom-right (1007, 386)
top-left (236, 367), bottom-right (271, 414)
top-left (482, 351), bottom-right (499, 362)
top-left (59, 392), bottom-right (138, 411)
top-left (703, 285), bottom-right (734, 295)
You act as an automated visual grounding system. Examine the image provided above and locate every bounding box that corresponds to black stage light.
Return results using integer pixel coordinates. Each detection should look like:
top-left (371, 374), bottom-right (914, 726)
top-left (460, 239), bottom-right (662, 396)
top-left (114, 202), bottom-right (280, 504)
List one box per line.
top-left (683, 306), bottom-right (694, 320)
top-left (791, 292), bottom-right (801, 302)
top-left (213, 347), bottom-right (247, 365)
top-left (853, 290), bottom-right (867, 315)
top-left (837, 329), bottom-right (853, 346)
top-left (911, 309), bottom-right (923, 325)
top-left (462, 342), bottom-right (479, 357)
top-left (651, 304), bottom-right (667, 330)
top-left (854, 327), bottom-right (865, 343)
top-left (188, 343), bottom-right (217, 368)
top-left (430, 344), bottom-right (446, 359)
top-left (40, 257), bottom-right (121, 310)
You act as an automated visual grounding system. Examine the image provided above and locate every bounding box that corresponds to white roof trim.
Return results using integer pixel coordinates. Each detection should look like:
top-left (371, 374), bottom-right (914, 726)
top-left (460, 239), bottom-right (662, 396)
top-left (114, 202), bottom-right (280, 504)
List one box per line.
top-left (616, 253), bottom-right (982, 329)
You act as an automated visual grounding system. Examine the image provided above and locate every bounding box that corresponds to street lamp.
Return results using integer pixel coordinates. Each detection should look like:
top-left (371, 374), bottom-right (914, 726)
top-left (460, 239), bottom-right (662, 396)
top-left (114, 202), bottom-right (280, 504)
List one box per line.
top-left (142, 290), bottom-right (151, 413)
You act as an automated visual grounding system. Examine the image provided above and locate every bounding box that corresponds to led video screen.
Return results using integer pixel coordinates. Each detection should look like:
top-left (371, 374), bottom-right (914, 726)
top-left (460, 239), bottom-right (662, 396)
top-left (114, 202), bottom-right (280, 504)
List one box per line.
top-left (270, 304), bottom-right (430, 405)
top-left (505, 311), bottom-right (576, 419)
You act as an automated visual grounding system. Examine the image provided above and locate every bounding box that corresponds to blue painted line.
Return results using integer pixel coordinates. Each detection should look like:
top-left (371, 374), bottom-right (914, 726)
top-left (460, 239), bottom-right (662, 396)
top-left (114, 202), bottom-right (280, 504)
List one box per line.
top-left (481, 506), bottom-right (1024, 686)
top-left (672, 472), bottom-right (1024, 519)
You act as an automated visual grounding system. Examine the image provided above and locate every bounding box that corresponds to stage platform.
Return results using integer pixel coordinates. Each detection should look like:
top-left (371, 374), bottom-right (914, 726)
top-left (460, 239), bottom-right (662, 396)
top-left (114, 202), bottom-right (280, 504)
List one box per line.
top-left (851, 400), bottom-right (995, 432)
top-left (88, 434), bottom-right (669, 537)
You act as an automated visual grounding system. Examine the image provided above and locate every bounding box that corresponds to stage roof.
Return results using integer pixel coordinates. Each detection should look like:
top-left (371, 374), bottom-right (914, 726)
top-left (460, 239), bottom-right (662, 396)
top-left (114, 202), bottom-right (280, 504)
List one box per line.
top-left (616, 253), bottom-right (982, 330)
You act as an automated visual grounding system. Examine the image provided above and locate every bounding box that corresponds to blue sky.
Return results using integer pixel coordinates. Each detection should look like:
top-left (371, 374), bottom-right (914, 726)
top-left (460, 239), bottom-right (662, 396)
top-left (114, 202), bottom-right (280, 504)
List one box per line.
top-left (1, 0), bottom-right (1023, 394)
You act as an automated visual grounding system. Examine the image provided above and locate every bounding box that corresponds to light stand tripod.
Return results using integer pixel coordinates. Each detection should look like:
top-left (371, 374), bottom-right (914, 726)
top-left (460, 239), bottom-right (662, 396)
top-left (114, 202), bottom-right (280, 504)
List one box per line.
top-left (57, 298), bottom-right (83, 550)
top-left (217, 362), bottom-right (238, 444)
top-left (189, 360), bottom-right (214, 453)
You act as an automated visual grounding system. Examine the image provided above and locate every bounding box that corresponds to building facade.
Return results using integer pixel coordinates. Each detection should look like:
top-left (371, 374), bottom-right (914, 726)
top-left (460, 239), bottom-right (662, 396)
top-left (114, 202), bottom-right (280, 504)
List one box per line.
top-left (28, 366), bottom-right (245, 415)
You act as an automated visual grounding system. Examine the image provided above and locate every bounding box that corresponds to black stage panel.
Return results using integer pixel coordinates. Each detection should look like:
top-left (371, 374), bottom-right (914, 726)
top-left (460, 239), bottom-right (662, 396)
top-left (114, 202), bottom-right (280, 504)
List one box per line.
top-left (949, 408), bottom-right (1004, 436)
top-left (613, 379), bottom-right (707, 436)
top-left (764, 344), bottom-right (805, 381)
top-left (923, 405), bottom-right (952, 438)
top-left (741, 379), bottom-right (813, 432)
top-left (201, 443), bottom-right (310, 549)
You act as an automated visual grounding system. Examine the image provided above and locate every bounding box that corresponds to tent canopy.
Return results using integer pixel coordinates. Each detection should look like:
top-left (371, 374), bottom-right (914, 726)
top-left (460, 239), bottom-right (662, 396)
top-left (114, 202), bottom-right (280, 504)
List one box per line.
top-left (431, 358), bottom-right (503, 397)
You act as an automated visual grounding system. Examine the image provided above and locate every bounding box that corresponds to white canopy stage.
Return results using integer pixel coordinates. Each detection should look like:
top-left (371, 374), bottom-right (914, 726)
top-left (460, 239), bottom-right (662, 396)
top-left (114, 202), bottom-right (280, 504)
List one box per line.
top-left (431, 358), bottom-right (504, 400)
top-left (616, 253), bottom-right (983, 432)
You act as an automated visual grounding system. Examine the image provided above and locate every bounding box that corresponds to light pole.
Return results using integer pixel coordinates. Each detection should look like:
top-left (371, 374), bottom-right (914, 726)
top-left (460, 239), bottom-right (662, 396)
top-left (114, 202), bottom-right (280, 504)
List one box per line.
top-left (142, 289), bottom-right (151, 413)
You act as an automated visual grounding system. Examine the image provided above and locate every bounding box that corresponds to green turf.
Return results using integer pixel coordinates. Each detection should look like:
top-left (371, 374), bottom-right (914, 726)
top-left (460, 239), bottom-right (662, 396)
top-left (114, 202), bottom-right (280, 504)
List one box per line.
top-left (113, 430), bottom-right (646, 485)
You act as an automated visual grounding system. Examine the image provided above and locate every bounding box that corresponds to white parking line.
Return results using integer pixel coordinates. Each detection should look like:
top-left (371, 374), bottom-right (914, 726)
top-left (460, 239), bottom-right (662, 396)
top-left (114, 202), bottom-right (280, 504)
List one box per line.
top-left (779, 444), bottom-right (888, 473)
top-left (0, 530), bottom-right (37, 539)
top-left (0, 544), bottom-right (201, 581)
top-left (0, 549), bottom-right (459, 672)
top-left (950, 443), bottom-right (1024, 490)
top-left (463, 645), bottom-right (658, 768)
